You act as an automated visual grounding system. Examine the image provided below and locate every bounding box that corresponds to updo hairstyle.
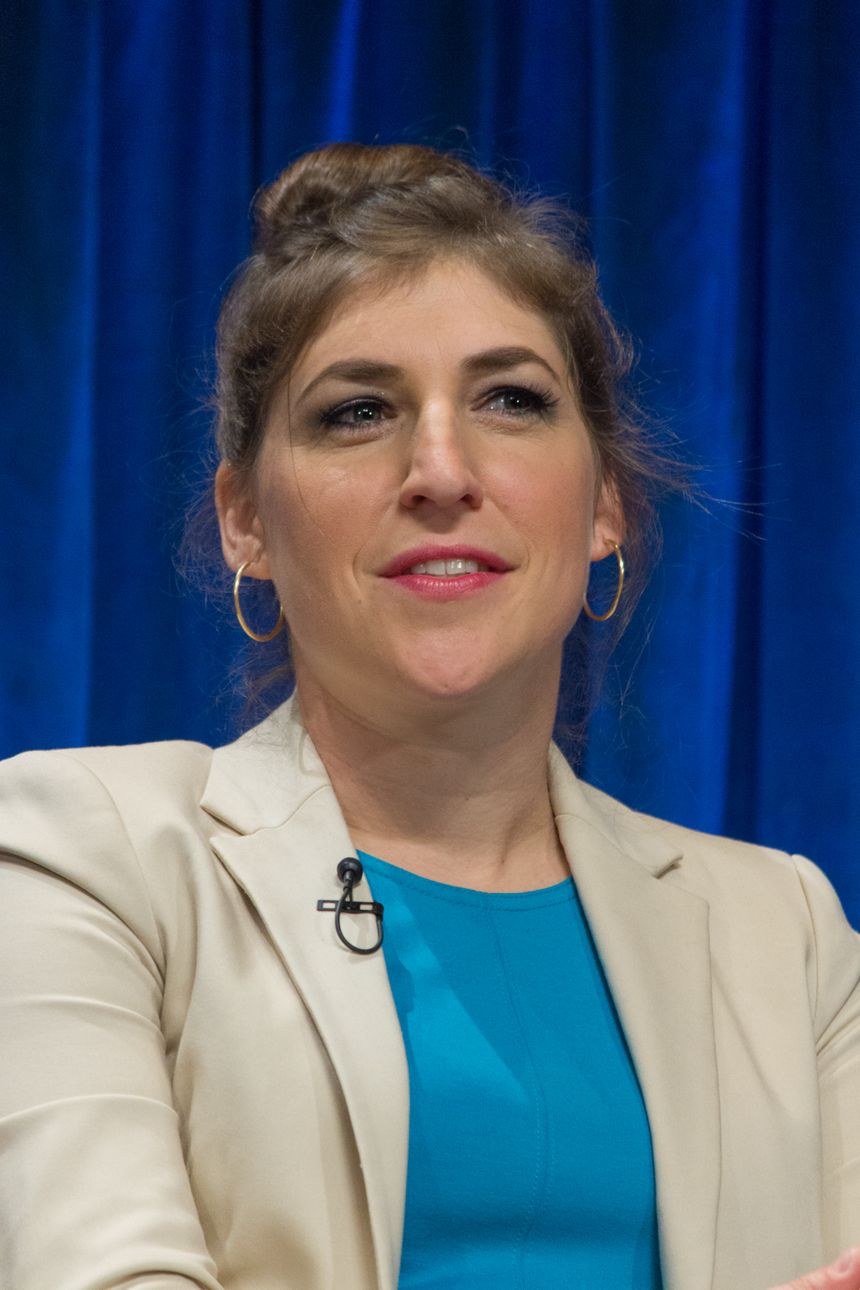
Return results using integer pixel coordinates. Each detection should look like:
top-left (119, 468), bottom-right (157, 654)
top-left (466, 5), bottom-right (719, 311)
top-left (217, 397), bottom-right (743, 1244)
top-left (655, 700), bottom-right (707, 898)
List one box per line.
top-left (212, 142), bottom-right (684, 705)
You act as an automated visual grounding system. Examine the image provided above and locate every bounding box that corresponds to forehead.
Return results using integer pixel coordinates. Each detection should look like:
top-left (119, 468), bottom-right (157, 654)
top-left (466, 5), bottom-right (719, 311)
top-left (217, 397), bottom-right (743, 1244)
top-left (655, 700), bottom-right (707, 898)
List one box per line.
top-left (290, 259), bottom-right (569, 382)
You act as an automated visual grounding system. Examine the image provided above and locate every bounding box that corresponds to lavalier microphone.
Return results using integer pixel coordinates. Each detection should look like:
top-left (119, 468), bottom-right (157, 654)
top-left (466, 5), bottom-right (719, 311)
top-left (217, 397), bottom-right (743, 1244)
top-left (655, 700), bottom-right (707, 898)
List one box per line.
top-left (317, 857), bottom-right (384, 955)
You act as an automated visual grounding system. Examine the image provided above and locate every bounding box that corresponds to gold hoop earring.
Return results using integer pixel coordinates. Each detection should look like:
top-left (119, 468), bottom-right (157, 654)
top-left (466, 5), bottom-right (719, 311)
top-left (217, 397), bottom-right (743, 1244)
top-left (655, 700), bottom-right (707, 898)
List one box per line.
top-left (583, 543), bottom-right (625, 622)
top-left (232, 561), bottom-right (285, 642)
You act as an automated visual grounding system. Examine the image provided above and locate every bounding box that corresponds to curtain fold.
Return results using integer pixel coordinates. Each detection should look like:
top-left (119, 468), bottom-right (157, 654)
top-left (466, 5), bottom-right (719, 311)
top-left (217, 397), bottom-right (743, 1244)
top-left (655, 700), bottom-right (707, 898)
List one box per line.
top-left (2, 0), bottom-right (858, 915)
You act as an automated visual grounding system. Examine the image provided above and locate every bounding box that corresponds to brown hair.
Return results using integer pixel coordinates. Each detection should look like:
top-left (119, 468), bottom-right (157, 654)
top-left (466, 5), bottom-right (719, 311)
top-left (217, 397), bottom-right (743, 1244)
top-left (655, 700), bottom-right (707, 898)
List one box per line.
top-left (209, 141), bottom-right (687, 729)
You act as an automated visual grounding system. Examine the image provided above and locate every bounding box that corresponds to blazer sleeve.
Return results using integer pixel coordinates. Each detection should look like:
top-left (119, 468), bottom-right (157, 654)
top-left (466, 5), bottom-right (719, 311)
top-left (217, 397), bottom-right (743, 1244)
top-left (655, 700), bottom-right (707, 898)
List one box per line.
top-left (793, 853), bottom-right (860, 1258)
top-left (0, 749), bottom-right (225, 1289)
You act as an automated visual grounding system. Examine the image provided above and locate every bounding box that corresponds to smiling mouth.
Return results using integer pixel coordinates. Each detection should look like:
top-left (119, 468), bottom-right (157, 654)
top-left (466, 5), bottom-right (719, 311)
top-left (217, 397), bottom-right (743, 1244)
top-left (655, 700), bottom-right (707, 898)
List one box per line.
top-left (381, 546), bottom-right (512, 579)
top-left (406, 559), bottom-right (493, 577)
top-left (383, 559), bottom-right (509, 600)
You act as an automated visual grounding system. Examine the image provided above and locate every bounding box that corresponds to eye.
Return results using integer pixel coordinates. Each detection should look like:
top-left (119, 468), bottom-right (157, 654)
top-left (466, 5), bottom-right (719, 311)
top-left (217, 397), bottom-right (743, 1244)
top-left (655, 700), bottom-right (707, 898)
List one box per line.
top-left (481, 384), bottom-right (559, 418)
top-left (319, 397), bottom-right (391, 432)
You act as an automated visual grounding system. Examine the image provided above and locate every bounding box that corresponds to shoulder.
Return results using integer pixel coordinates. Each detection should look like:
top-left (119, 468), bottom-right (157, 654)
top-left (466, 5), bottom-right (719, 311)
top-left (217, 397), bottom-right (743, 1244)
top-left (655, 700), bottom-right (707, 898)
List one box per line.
top-left (575, 772), bottom-right (822, 897)
top-left (0, 741), bottom-right (218, 940)
top-left (576, 775), bottom-right (860, 1034)
top-left (0, 739), bottom-right (214, 856)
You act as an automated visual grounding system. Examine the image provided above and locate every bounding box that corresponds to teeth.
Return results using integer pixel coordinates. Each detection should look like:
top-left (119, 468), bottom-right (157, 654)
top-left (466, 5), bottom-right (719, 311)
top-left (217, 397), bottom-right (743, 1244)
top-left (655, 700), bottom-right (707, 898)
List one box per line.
top-left (407, 559), bottom-right (491, 576)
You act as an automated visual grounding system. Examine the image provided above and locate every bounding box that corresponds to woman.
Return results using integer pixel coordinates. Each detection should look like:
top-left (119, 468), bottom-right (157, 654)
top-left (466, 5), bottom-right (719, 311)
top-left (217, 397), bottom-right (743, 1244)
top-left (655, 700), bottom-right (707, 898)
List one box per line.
top-left (0, 143), bottom-right (858, 1290)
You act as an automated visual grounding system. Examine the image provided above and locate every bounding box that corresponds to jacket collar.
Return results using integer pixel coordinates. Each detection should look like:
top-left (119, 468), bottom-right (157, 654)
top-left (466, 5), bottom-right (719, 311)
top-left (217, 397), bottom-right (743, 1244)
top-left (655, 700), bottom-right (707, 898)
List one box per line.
top-left (548, 745), bottom-right (720, 1290)
top-left (202, 697), bottom-right (720, 1290)
top-left (201, 695), bottom-right (328, 833)
top-left (202, 696), bottom-right (410, 1290)
top-left (203, 702), bottom-right (684, 879)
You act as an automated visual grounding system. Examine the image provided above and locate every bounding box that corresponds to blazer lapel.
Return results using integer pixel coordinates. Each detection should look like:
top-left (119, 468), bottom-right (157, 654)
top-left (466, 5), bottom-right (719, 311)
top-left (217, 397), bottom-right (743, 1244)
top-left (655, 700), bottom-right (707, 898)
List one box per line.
top-left (549, 750), bottom-right (721, 1290)
top-left (201, 704), bottom-right (720, 1290)
top-left (201, 703), bottom-right (408, 1290)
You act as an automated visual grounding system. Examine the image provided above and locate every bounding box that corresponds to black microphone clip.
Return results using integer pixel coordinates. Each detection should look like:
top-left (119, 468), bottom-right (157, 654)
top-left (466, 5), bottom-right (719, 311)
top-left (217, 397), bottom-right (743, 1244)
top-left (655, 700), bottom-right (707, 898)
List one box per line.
top-left (317, 857), bottom-right (384, 955)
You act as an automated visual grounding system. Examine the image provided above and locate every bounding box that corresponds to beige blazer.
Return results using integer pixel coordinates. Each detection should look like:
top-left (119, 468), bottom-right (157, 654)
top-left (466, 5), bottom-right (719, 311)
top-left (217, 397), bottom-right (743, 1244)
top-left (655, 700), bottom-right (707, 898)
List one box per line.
top-left (0, 696), bottom-right (858, 1290)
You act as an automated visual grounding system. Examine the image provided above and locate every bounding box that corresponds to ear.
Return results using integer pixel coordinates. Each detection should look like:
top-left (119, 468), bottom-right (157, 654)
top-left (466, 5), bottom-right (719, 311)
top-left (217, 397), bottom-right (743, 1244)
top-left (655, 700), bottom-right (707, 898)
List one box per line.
top-left (590, 475), bottom-right (625, 563)
top-left (214, 462), bottom-right (273, 579)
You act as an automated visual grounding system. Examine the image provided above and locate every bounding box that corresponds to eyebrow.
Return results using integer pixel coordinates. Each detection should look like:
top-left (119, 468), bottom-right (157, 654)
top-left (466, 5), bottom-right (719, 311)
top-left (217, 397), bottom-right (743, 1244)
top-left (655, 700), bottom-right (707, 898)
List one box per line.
top-left (295, 346), bottom-right (562, 404)
top-left (462, 346), bottom-right (561, 384)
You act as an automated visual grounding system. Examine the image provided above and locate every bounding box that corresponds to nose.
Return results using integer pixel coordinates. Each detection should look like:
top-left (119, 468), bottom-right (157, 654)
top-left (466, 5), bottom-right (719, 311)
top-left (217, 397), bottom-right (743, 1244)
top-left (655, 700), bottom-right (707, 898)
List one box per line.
top-left (398, 403), bottom-right (484, 513)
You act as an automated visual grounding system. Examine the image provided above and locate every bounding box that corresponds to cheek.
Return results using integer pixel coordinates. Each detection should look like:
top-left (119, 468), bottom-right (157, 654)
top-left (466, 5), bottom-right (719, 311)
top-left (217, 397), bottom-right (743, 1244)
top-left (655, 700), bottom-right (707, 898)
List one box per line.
top-left (256, 454), bottom-right (382, 588)
top-left (496, 451), bottom-right (597, 552)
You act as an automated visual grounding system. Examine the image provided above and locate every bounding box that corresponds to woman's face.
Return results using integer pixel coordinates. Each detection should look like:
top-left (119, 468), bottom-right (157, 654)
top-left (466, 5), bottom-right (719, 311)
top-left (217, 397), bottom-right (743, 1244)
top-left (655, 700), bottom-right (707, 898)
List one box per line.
top-left (217, 258), bottom-right (621, 717)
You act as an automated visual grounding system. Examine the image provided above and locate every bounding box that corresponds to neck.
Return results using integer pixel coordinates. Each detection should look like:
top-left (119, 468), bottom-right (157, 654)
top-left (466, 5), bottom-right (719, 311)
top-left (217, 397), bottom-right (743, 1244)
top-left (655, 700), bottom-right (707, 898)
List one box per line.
top-left (294, 660), bottom-right (569, 892)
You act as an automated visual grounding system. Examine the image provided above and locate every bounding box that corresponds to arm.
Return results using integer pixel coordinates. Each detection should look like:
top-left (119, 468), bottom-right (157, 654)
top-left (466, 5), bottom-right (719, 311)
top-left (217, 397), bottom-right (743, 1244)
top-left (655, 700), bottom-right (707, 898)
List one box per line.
top-left (0, 751), bottom-right (224, 1289)
top-left (765, 858), bottom-right (860, 1290)
top-left (793, 854), bottom-right (860, 1259)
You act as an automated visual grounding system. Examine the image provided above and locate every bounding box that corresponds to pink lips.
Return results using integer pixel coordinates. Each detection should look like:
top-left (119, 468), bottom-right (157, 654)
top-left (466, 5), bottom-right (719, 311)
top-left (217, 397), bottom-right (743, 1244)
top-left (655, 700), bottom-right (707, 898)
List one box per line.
top-left (379, 545), bottom-right (513, 601)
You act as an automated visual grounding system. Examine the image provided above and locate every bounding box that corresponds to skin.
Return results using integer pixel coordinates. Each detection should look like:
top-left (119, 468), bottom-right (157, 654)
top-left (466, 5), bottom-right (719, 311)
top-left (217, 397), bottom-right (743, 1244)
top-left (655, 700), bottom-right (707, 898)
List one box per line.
top-left (772, 1250), bottom-right (860, 1289)
top-left (217, 258), bottom-right (858, 1282)
top-left (218, 257), bottom-right (621, 891)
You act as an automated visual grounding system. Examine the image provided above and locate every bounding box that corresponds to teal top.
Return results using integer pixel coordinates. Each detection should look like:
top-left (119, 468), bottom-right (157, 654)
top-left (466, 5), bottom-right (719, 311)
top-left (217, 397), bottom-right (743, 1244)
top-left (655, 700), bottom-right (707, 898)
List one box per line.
top-left (358, 851), bottom-right (663, 1290)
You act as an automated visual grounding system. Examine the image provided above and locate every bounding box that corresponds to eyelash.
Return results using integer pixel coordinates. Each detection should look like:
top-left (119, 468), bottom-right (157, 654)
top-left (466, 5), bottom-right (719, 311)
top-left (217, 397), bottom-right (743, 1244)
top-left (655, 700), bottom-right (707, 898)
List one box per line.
top-left (317, 384), bottom-right (560, 433)
top-left (319, 397), bottom-right (391, 431)
top-left (483, 384), bottom-right (559, 418)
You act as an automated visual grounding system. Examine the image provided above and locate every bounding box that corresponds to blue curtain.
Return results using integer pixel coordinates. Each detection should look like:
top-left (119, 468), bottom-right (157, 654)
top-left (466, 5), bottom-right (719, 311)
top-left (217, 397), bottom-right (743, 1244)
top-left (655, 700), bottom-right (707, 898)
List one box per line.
top-left (3, 1), bottom-right (859, 916)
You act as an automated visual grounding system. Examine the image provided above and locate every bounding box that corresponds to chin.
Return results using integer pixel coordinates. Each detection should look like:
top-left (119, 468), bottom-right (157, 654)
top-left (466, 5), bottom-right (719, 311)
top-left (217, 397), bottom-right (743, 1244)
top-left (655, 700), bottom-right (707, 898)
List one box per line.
top-left (387, 639), bottom-right (532, 707)
top-left (405, 671), bottom-right (493, 703)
